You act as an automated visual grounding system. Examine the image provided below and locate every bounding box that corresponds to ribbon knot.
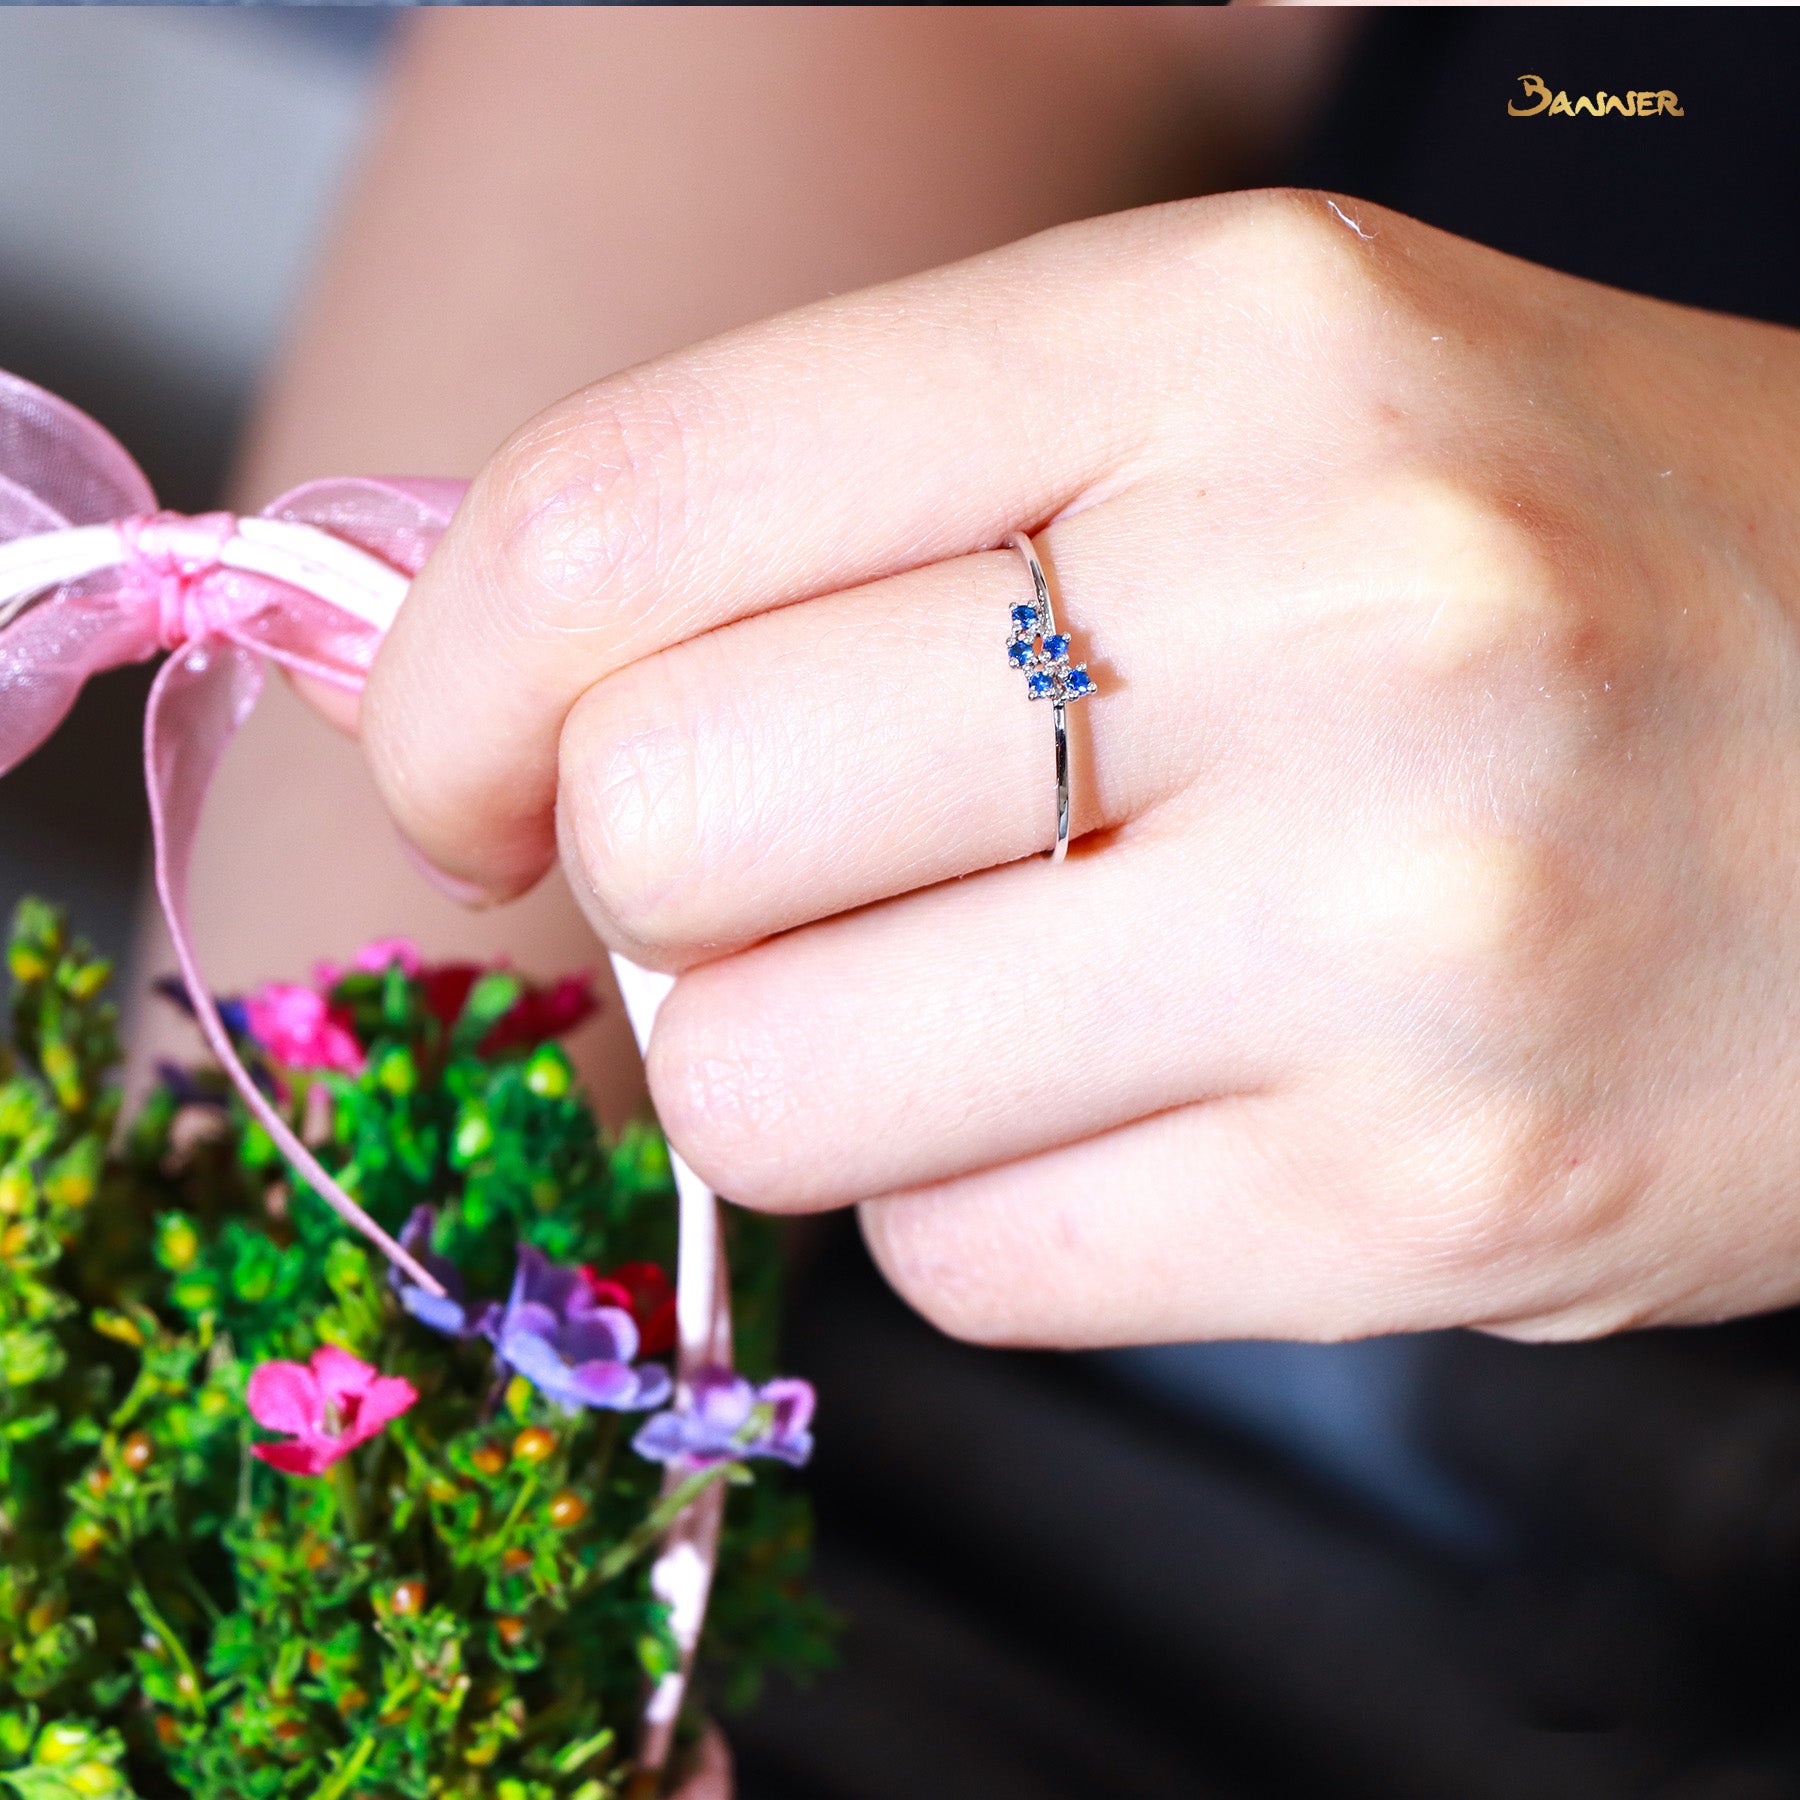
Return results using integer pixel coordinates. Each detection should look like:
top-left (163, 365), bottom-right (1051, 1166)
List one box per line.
top-left (118, 510), bottom-right (242, 650)
top-left (0, 366), bottom-right (471, 1297)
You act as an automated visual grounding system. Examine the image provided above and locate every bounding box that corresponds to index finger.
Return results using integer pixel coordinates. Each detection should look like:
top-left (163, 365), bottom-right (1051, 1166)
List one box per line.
top-left (362, 195), bottom-right (1268, 900)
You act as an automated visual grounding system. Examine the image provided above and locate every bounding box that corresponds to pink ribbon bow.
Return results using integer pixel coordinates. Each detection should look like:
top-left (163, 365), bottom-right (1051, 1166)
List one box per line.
top-left (0, 368), bottom-right (462, 1293)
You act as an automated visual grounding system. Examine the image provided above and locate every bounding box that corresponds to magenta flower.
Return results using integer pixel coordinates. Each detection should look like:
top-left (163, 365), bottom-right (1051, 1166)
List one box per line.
top-left (312, 936), bottom-right (423, 987)
top-left (243, 982), bottom-right (365, 1074)
top-left (246, 1346), bottom-right (417, 1475)
top-left (632, 1367), bottom-right (815, 1469)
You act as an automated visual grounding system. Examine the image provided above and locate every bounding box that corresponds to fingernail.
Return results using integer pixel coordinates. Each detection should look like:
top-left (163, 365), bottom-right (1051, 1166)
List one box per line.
top-left (398, 831), bottom-right (498, 909)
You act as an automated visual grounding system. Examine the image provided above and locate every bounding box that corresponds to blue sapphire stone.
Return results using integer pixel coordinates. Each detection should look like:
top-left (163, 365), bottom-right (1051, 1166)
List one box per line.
top-left (1027, 671), bottom-right (1055, 699)
top-left (1010, 604), bottom-right (1038, 630)
top-left (1065, 667), bottom-right (1094, 697)
top-left (1008, 639), bottom-right (1032, 667)
top-left (1042, 633), bottom-right (1069, 661)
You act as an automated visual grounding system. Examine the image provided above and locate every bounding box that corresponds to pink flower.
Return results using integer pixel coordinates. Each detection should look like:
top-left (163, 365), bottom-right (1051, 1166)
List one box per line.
top-left (246, 1346), bottom-right (418, 1476)
top-left (312, 937), bottom-right (423, 988)
top-left (243, 983), bottom-right (365, 1074)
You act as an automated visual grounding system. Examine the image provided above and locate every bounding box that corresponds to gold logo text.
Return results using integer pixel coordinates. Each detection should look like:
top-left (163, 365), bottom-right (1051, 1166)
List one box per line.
top-left (1508, 74), bottom-right (1682, 118)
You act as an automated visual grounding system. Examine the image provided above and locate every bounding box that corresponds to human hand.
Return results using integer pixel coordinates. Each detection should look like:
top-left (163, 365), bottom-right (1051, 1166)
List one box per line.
top-left (360, 189), bottom-right (1800, 1347)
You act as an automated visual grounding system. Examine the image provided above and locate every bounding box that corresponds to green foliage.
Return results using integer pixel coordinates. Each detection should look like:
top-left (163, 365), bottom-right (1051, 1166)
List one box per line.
top-left (701, 1479), bottom-right (841, 1717)
top-left (0, 904), bottom-right (836, 1799)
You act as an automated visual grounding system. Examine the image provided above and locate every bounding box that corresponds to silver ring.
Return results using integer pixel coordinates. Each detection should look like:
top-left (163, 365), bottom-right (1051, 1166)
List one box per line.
top-left (1005, 531), bottom-right (1094, 863)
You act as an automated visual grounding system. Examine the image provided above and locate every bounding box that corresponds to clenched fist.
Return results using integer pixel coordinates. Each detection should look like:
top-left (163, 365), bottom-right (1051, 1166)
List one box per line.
top-left (356, 189), bottom-right (1800, 1348)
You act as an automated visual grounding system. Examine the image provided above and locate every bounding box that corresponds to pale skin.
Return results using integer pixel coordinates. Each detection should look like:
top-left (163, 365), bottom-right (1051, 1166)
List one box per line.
top-left (361, 188), bottom-right (1800, 1350)
top-left (154, 12), bottom-right (1800, 1361)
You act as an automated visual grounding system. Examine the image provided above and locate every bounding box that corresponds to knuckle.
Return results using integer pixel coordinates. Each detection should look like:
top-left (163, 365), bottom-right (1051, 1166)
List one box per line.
top-left (1380, 1091), bottom-right (1618, 1287)
top-left (1352, 467), bottom-right (1650, 897)
top-left (1438, 1106), bottom-right (1575, 1267)
top-left (1480, 1292), bottom-right (1663, 1343)
top-left (1397, 474), bottom-right (1634, 695)
top-left (1141, 189), bottom-right (1417, 447)
top-left (1206, 187), bottom-right (1396, 326)
top-left (1365, 473), bottom-right (1571, 675)
top-left (1364, 830), bottom-right (1567, 976)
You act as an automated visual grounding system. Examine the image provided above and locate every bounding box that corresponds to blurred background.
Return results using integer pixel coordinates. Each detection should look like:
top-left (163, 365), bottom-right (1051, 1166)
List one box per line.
top-left (7, 10), bottom-right (1800, 1799)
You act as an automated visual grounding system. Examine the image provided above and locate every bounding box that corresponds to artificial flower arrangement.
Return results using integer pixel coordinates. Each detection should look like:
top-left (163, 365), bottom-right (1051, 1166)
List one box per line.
top-left (0, 899), bottom-right (835, 1800)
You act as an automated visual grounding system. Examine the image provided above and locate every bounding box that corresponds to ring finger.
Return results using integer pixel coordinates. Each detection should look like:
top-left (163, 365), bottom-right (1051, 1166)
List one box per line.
top-left (554, 491), bottom-right (1232, 967)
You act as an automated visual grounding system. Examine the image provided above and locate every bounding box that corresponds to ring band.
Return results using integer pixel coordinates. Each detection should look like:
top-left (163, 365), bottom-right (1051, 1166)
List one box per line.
top-left (1005, 531), bottom-right (1094, 863)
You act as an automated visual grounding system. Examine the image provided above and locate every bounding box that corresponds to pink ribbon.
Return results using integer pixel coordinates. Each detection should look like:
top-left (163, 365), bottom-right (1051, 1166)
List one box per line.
top-left (0, 368), bottom-right (463, 1294)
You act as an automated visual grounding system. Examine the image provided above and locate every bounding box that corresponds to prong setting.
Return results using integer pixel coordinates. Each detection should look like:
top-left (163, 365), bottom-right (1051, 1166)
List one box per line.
top-left (1005, 529), bottom-right (1091, 866)
top-left (1006, 615), bottom-right (1094, 704)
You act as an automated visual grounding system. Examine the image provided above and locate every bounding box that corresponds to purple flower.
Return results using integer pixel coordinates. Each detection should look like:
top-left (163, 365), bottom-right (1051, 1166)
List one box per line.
top-left (391, 1206), bottom-right (500, 1340)
top-left (495, 1245), bottom-right (671, 1413)
top-left (632, 1366), bottom-right (815, 1469)
top-left (156, 1060), bottom-right (226, 1110)
top-left (155, 973), bottom-right (249, 1040)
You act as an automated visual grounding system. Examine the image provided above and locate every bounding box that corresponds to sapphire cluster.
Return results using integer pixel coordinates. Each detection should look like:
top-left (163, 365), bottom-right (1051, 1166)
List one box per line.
top-left (1007, 602), bottom-right (1095, 703)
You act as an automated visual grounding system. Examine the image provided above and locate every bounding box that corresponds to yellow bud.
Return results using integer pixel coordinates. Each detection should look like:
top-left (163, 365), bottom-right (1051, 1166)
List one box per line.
top-left (157, 1217), bottom-right (201, 1270)
top-left (36, 1722), bottom-right (90, 1763)
top-left (511, 1426), bottom-right (556, 1465)
top-left (47, 1170), bottom-right (94, 1209)
top-left (66, 961), bottom-right (111, 1002)
top-left (7, 945), bottom-right (48, 983)
top-left (388, 1579), bottom-right (427, 1617)
top-left (524, 1045), bottom-right (572, 1100)
top-left (92, 1310), bottom-right (144, 1349)
top-left (376, 1048), bottom-right (417, 1096)
top-left (40, 1041), bottom-right (83, 1109)
top-left (547, 1489), bottom-right (587, 1529)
